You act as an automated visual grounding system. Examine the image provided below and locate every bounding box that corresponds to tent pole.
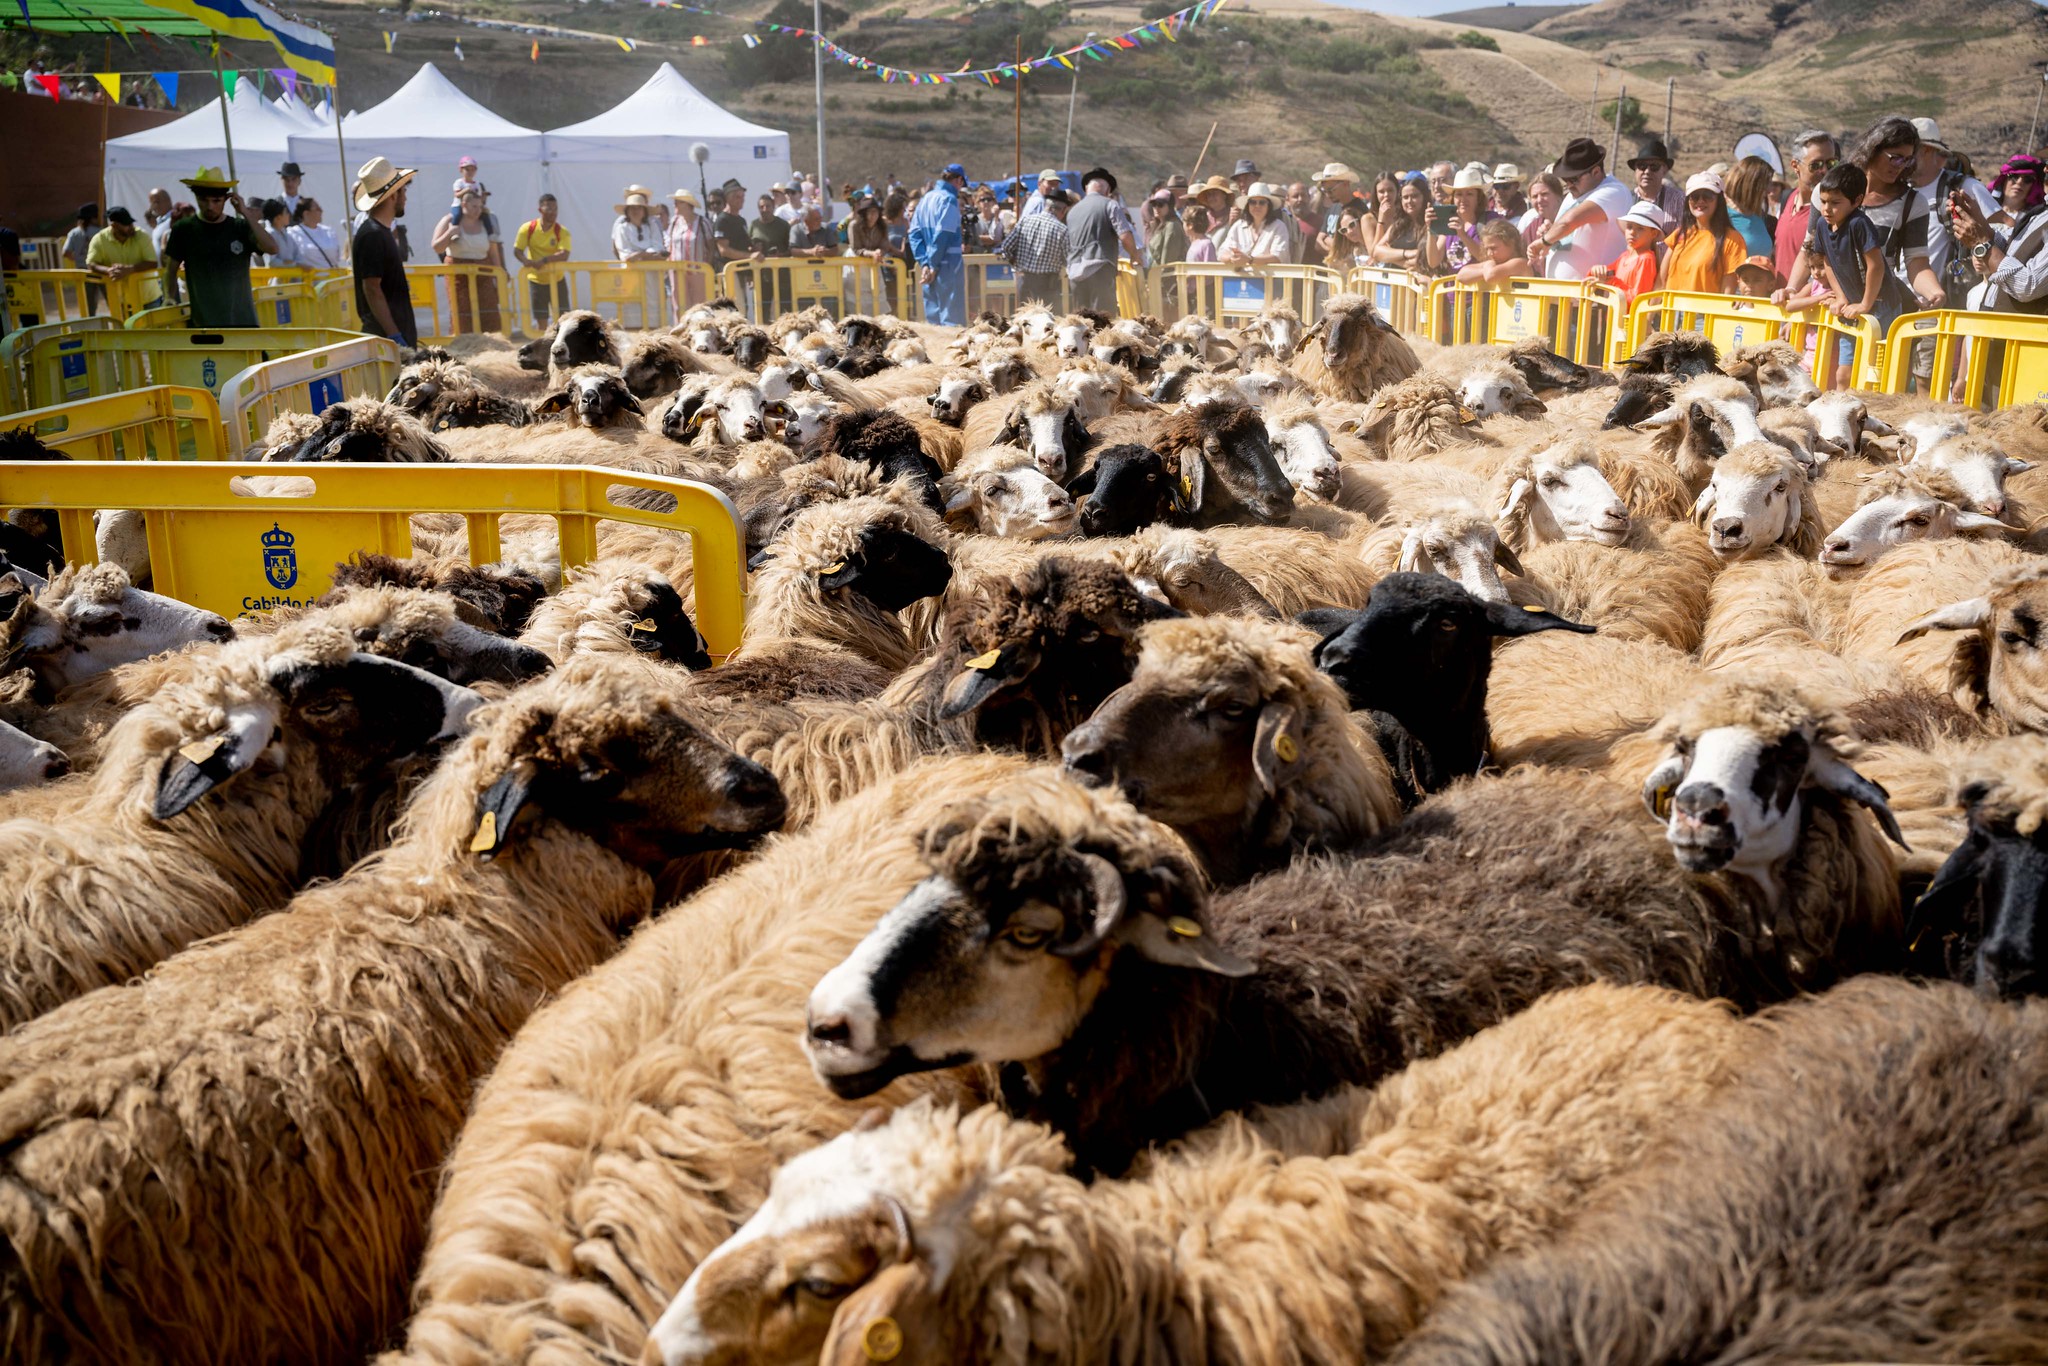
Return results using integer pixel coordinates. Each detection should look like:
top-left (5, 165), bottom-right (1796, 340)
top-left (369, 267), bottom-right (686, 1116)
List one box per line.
top-left (812, 0), bottom-right (827, 213)
top-left (333, 82), bottom-right (353, 234)
top-left (212, 47), bottom-right (238, 183)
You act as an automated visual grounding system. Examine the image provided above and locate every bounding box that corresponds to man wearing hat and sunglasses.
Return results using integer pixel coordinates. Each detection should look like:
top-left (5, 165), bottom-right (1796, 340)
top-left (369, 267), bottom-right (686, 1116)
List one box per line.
top-left (160, 166), bottom-right (277, 329)
top-left (350, 156), bottom-right (418, 348)
top-left (1626, 138), bottom-right (1686, 225)
top-left (1531, 137), bottom-right (1633, 283)
top-left (908, 162), bottom-right (969, 325)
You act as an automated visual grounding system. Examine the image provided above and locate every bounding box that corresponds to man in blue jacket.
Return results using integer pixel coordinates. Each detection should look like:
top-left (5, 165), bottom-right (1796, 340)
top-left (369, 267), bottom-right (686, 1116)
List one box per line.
top-left (908, 162), bottom-right (967, 325)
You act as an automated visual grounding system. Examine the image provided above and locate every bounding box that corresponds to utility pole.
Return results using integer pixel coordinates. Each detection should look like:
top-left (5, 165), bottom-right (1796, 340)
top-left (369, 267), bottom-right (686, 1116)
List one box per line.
top-left (1612, 83), bottom-right (1626, 160)
top-left (1663, 77), bottom-right (1674, 147)
top-left (1587, 70), bottom-right (1600, 139)
top-left (1014, 35), bottom-right (1022, 192)
top-left (812, 0), bottom-right (827, 212)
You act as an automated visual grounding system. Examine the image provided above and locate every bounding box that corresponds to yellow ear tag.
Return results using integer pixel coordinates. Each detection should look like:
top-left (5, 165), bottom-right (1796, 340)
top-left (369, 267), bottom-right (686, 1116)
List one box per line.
top-left (862, 1317), bottom-right (903, 1362)
top-left (1180, 472), bottom-right (1193, 498)
top-left (821, 560), bottom-right (848, 575)
top-left (965, 648), bottom-right (1002, 670)
top-left (1457, 406), bottom-right (1478, 423)
top-left (630, 618), bottom-right (658, 633)
top-left (1274, 733), bottom-right (1300, 764)
top-left (1523, 604), bottom-right (1546, 612)
top-left (178, 735), bottom-right (226, 766)
top-left (1166, 915), bottom-right (1204, 939)
top-left (470, 809), bottom-right (498, 853)
top-left (1652, 785), bottom-right (1673, 819)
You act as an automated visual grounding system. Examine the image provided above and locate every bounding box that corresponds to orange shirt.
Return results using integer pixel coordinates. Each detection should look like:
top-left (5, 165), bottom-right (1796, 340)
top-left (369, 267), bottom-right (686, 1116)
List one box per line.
top-left (1664, 227), bottom-right (1748, 294)
top-left (1608, 246), bottom-right (1660, 305)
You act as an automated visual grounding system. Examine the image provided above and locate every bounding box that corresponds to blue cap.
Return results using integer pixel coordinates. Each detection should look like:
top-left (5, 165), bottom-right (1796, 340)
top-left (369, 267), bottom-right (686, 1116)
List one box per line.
top-left (938, 163), bottom-right (967, 180)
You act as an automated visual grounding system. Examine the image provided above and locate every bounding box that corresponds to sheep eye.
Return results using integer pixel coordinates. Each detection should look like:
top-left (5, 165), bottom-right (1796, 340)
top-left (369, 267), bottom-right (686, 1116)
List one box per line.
top-left (1078, 628), bottom-right (1101, 643)
top-left (1003, 924), bottom-right (1052, 949)
top-left (1212, 700), bottom-right (1254, 722)
top-left (1436, 618), bottom-right (1458, 632)
top-left (1905, 515), bottom-right (1931, 528)
top-left (2000, 630), bottom-right (2027, 648)
top-left (1773, 481), bottom-right (1788, 495)
top-left (1539, 475), bottom-right (1563, 491)
top-left (798, 1278), bottom-right (850, 1300)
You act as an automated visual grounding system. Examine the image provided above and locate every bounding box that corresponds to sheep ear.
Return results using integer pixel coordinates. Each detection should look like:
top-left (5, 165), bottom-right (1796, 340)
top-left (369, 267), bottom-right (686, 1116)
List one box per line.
top-left (1642, 752), bottom-right (1686, 821)
top-left (153, 703), bottom-right (277, 820)
top-left (2007, 457), bottom-right (2035, 476)
top-left (942, 483), bottom-right (976, 514)
top-left (939, 644), bottom-right (1039, 719)
top-left (1807, 752), bottom-right (1909, 850)
top-left (1397, 528), bottom-right (1426, 574)
top-left (1492, 537), bottom-right (1526, 577)
top-left (1634, 404), bottom-right (1682, 431)
top-left (1119, 908), bottom-right (1255, 977)
top-left (533, 391), bottom-right (572, 417)
top-left (1510, 395), bottom-right (1548, 418)
top-left (1253, 701), bottom-right (1306, 796)
top-left (997, 410), bottom-right (1024, 445)
top-left (820, 1260), bottom-right (948, 1366)
top-left (1898, 597), bottom-right (1992, 643)
top-left (470, 756), bottom-right (542, 861)
top-left (1496, 477), bottom-right (1533, 523)
top-left (1168, 455), bottom-right (1202, 514)
top-left (1862, 432), bottom-right (1907, 460)
top-left (617, 387), bottom-right (646, 416)
top-left (1690, 485), bottom-right (1716, 527)
top-left (1953, 510), bottom-right (2014, 535)
top-left (1484, 599), bottom-right (1595, 637)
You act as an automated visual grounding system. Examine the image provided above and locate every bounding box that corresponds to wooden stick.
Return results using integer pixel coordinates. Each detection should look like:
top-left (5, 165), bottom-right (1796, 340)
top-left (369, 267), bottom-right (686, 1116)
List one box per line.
top-left (1188, 120), bottom-right (1220, 184)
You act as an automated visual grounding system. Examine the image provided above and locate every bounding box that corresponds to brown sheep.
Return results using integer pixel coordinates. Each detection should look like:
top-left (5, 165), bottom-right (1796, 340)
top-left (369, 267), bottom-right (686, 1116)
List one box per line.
top-left (1290, 292), bottom-right (1421, 402)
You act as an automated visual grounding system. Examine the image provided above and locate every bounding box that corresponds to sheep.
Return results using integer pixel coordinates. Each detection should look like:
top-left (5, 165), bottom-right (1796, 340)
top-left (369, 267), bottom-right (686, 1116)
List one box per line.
top-left (0, 655), bottom-right (785, 1365)
top-left (1290, 293), bottom-right (1421, 401)
top-left (810, 407), bottom-right (946, 511)
top-left (325, 552), bottom-right (548, 636)
top-left (386, 357), bottom-right (532, 432)
top-left (1485, 629), bottom-right (1709, 780)
top-left (516, 558), bottom-right (711, 669)
top-left (532, 366), bottom-right (648, 431)
top-left (1897, 559), bottom-right (2048, 732)
top-left (1260, 393), bottom-right (1342, 502)
top-left (1817, 466), bottom-right (2011, 575)
top-left (958, 380), bottom-right (1091, 481)
top-left (733, 452), bottom-right (911, 559)
top-left (1804, 388), bottom-right (1897, 457)
top-left (2, 562), bottom-right (231, 696)
top-left (660, 983), bottom-right (1752, 1366)
top-left (1690, 440), bottom-right (1823, 561)
top-left (1360, 495), bottom-right (1526, 606)
top-left (1164, 311), bottom-right (1238, 362)
top-left (1633, 372), bottom-right (1768, 489)
top-left (1308, 573), bottom-right (1595, 799)
top-left (1595, 367), bottom-right (1678, 430)
top-left (444, 332), bottom-right (547, 400)
top-left (547, 309), bottom-right (625, 382)
top-left (1515, 518), bottom-right (1722, 652)
top-left (0, 717), bottom-right (65, 792)
top-left (1910, 431), bottom-right (2032, 519)
top-left (382, 755), bottom-right (1027, 1366)
top-left (939, 457), bottom-right (1078, 541)
top-left (937, 522), bottom-right (1281, 620)
top-left (1049, 354), bottom-right (1155, 421)
top-left (0, 619), bottom-right (485, 1032)
top-left (1086, 320), bottom-right (1161, 377)
top-left (1071, 442), bottom-right (1174, 537)
top-left (263, 397), bottom-right (450, 463)
top-left (620, 331), bottom-right (736, 401)
top-left (1757, 404), bottom-right (1836, 466)
top-left (1351, 372), bottom-right (1483, 460)
top-left (1060, 614), bottom-right (1400, 882)
top-left (1200, 521), bottom-right (1380, 615)
top-left (1720, 338), bottom-right (1821, 408)
top-left (1425, 354), bottom-right (1549, 420)
top-left (1904, 735), bottom-right (2048, 996)
top-left (1390, 977), bottom-right (2048, 1366)
top-left (1484, 436), bottom-right (1632, 551)
top-left (1151, 397), bottom-right (1296, 528)
top-left (660, 373), bottom-right (771, 446)
top-left (1615, 327), bottom-right (1722, 381)
top-left (853, 363), bottom-right (986, 421)
top-left (745, 494), bottom-right (953, 674)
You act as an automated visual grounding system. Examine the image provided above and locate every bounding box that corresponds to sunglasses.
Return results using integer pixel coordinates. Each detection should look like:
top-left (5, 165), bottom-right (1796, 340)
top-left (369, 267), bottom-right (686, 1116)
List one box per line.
top-left (1882, 147), bottom-right (1916, 164)
top-left (1804, 157), bottom-right (1839, 171)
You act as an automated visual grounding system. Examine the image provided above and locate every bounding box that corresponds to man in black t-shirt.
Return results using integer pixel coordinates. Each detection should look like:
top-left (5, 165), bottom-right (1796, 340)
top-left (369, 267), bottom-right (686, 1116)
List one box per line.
top-left (161, 168), bottom-right (275, 328)
top-left (715, 183), bottom-right (755, 264)
top-left (350, 156), bottom-right (418, 349)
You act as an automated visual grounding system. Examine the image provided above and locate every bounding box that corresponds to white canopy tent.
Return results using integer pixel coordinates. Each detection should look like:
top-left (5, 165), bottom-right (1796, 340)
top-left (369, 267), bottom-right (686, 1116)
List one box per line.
top-left (273, 94), bottom-right (327, 130)
top-left (542, 64), bottom-right (791, 265)
top-left (105, 82), bottom-right (306, 220)
top-left (287, 63), bottom-right (544, 243)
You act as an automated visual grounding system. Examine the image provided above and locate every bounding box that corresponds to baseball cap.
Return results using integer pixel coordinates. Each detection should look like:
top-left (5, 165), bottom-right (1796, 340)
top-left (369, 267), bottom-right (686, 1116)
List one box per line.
top-left (1685, 171), bottom-right (1725, 197)
top-left (937, 162), bottom-right (968, 180)
top-left (1911, 116), bottom-right (1946, 150)
top-left (1038, 167), bottom-right (1061, 182)
top-left (1232, 158), bottom-right (1259, 178)
top-left (458, 155), bottom-right (477, 168)
top-left (105, 206), bottom-right (135, 226)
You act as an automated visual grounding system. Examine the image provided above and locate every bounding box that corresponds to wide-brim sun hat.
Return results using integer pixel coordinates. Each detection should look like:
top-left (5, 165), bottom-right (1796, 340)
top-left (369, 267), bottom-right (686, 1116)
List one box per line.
top-left (182, 165), bottom-right (239, 192)
top-left (351, 156), bottom-right (415, 212)
top-left (1451, 166), bottom-right (1490, 191)
top-left (1555, 138), bottom-right (1606, 179)
top-left (1618, 200), bottom-right (1672, 233)
top-left (1315, 162), bottom-right (1360, 184)
top-left (1195, 174), bottom-right (1235, 200)
top-left (1626, 138), bottom-right (1674, 171)
top-left (1238, 181), bottom-right (1280, 210)
top-left (1492, 163), bottom-right (1524, 186)
top-left (670, 190), bottom-right (699, 208)
top-left (617, 191), bottom-right (653, 212)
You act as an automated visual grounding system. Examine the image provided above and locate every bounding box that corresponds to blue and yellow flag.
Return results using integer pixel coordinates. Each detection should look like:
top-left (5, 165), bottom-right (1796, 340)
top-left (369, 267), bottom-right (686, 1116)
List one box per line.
top-left (140, 0), bottom-right (337, 84)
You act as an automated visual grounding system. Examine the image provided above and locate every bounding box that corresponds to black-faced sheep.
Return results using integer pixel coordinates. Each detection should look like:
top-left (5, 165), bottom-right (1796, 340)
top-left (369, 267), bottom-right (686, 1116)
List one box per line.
top-left (0, 618), bottom-right (483, 1031)
top-left (266, 398), bottom-right (450, 463)
top-left (546, 309), bottom-right (625, 381)
top-left (1391, 977), bottom-right (2048, 1366)
top-left (517, 558), bottom-right (711, 669)
top-left (0, 656), bottom-right (785, 1365)
top-left (746, 494), bottom-right (953, 675)
top-left (1060, 615), bottom-right (1399, 881)
top-left (325, 551), bottom-right (548, 636)
top-left (1908, 735), bottom-right (2048, 996)
top-left (664, 984), bottom-right (1750, 1366)
top-left (1147, 397), bottom-right (1297, 528)
top-left (1290, 293), bottom-right (1420, 401)
top-left (810, 407), bottom-right (946, 511)
top-left (622, 331), bottom-right (733, 401)
top-left (1309, 573), bottom-right (1594, 800)
top-left (387, 358), bottom-right (533, 431)
top-left (1071, 442), bottom-right (1171, 536)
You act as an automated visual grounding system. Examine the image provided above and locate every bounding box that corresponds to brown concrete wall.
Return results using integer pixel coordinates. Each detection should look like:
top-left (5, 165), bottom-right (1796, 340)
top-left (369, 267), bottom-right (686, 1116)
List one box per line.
top-left (0, 90), bottom-right (180, 236)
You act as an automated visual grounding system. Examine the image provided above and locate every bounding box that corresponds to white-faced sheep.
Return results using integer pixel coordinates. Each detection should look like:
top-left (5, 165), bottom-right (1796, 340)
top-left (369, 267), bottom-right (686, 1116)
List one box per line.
top-left (1804, 389), bottom-right (1898, 459)
top-left (1060, 614), bottom-right (1400, 882)
top-left (1627, 372), bottom-right (1768, 490)
top-left (1817, 465), bottom-right (2011, 574)
top-left (0, 618), bottom-right (483, 1031)
top-left (1358, 495), bottom-right (1527, 606)
top-left (383, 754), bottom-right (1028, 1366)
top-left (0, 715), bottom-right (64, 792)
top-left (1291, 293), bottom-right (1421, 401)
top-left (1390, 977), bottom-right (2048, 1366)
top-left (1691, 440), bottom-right (1823, 561)
top-left (1, 562), bottom-right (231, 696)
top-left (656, 983), bottom-right (1751, 1366)
top-left (1896, 559), bottom-right (2048, 733)
top-left (1720, 338), bottom-right (1821, 409)
top-left (1260, 393), bottom-right (1343, 502)
top-left (1909, 431), bottom-right (2033, 519)
top-left (957, 380), bottom-right (1091, 481)
top-left (939, 454), bottom-right (1078, 541)
top-left (0, 655), bottom-right (785, 1365)
top-left (532, 366), bottom-right (650, 431)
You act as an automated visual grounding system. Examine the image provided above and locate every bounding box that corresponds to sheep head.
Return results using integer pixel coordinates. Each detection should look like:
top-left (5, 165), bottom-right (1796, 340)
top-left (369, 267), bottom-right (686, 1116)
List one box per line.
top-left (1449, 359), bottom-right (1547, 420)
top-left (925, 371), bottom-right (989, 426)
top-left (1388, 497), bottom-right (1523, 604)
top-left (535, 368), bottom-right (647, 431)
top-left (2, 562), bottom-right (232, 694)
top-left (1909, 434), bottom-right (2031, 520)
top-left (1492, 438), bottom-right (1630, 549)
top-left (1805, 391), bottom-right (1895, 459)
top-left (1819, 468), bottom-right (2009, 576)
top-left (804, 767), bottom-right (1223, 1101)
top-left (940, 463), bottom-right (1076, 541)
top-left (993, 383), bottom-right (1091, 482)
top-left (1911, 736), bottom-right (2048, 998)
top-left (548, 310), bottom-right (623, 376)
top-left (303, 583), bottom-right (553, 686)
top-left (1722, 340), bottom-right (1819, 409)
top-left (0, 718), bottom-right (65, 794)
top-left (1157, 399), bottom-right (1295, 527)
top-left (458, 654), bottom-right (784, 870)
top-left (1261, 397), bottom-right (1342, 503)
top-left (1617, 329), bottom-right (1721, 380)
top-left (1640, 678), bottom-right (1905, 901)
top-left (280, 398), bottom-right (449, 463)
top-left (1898, 563), bottom-right (2048, 734)
top-left (1690, 442), bottom-right (1817, 561)
top-left (1637, 374), bottom-right (1767, 487)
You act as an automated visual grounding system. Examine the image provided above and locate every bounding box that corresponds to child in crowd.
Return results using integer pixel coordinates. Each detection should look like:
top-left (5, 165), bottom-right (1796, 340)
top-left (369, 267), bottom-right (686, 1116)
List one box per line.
top-left (1774, 163), bottom-right (1909, 388)
top-left (1586, 201), bottom-right (1668, 307)
top-left (1730, 256), bottom-right (1783, 297)
top-left (1452, 218), bottom-right (1529, 285)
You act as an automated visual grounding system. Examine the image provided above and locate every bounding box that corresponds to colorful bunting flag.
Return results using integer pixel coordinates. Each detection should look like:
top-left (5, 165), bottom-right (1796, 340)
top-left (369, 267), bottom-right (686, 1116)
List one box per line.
top-left (155, 71), bottom-right (179, 103)
top-left (33, 72), bottom-right (61, 99)
top-left (94, 72), bottom-right (120, 101)
top-left (531, 39), bottom-right (540, 61)
top-left (453, 41), bottom-right (464, 61)
top-left (382, 30), bottom-right (396, 53)
top-left (276, 67), bottom-right (297, 96)
top-left (615, 36), bottom-right (637, 51)
top-left (222, 68), bottom-right (238, 97)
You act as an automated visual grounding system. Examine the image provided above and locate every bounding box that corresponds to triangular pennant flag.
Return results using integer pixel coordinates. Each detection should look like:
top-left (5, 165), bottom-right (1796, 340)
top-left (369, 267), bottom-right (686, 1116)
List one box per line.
top-left (33, 72), bottom-right (60, 99)
top-left (531, 39), bottom-right (539, 61)
top-left (382, 31), bottom-right (396, 53)
top-left (743, 33), bottom-right (760, 48)
top-left (278, 68), bottom-right (297, 96)
top-left (154, 71), bottom-right (179, 104)
top-left (94, 72), bottom-right (119, 102)
top-left (222, 69), bottom-right (239, 97)
top-left (615, 36), bottom-right (636, 51)
top-left (13, 0), bottom-right (27, 21)
top-left (453, 40), bottom-right (464, 61)
top-left (691, 35), bottom-right (708, 46)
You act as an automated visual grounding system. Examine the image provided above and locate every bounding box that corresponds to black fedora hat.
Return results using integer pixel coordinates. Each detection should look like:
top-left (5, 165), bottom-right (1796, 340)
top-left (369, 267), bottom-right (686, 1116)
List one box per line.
top-left (278, 161), bottom-right (304, 177)
top-left (1625, 139), bottom-right (1673, 171)
top-left (1082, 166), bottom-right (1117, 193)
top-left (1555, 138), bottom-right (1606, 179)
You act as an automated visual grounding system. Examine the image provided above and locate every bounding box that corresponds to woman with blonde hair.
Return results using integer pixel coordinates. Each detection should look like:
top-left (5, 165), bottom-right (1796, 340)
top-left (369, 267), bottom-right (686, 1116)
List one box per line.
top-left (1722, 155), bottom-right (1778, 258)
top-left (664, 189), bottom-right (716, 322)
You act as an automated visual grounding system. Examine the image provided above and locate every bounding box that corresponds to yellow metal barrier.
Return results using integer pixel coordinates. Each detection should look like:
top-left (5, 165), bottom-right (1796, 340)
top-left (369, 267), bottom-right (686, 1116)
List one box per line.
top-left (562, 261), bottom-right (718, 332)
top-left (722, 257), bottom-right (894, 325)
top-left (2, 386), bottom-right (226, 463)
top-left (403, 264), bottom-right (522, 346)
top-left (312, 275), bottom-right (361, 331)
top-left (1624, 290), bottom-right (1880, 390)
top-left (217, 339), bottom-right (404, 458)
top-left (17, 327), bottom-right (369, 411)
top-left (1425, 276), bottom-right (1625, 368)
top-left (1117, 261), bottom-right (1147, 319)
top-left (1155, 264), bottom-right (1347, 330)
top-left (0, 317), bottom-right (117, 416)
top-left (4, 269), bottom-right (97, 327)
top-left (102, 271), bottom-right (168, 321)
top-left (122, 280), bottom-right (326, 333)
top-left (1881, 310), bottom-right (2048, 407)
top-left (0, 460), bottom-right (749, 659)
top-left (1347, 265), bottom-right (1431, 335)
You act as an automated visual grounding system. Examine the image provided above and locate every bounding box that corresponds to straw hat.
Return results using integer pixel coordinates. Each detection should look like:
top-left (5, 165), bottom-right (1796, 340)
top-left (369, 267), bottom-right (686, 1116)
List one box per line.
top-left (181, 165), bottom-right (239, 192)
top-left (617, 190), bottom-right (653, 213)
top-left (1491, 163), bottom-right (1524, 186)
top-left (1451, 166), bottom-right (1490, 191)
top-left (1194, 175), bottom-right (1235, 202)
top-left (350, 156), bottom-right (415, 212)
top-left (1315, 162), bottom-right (1360, 184)
top-left (1238, 181), bottom-right (1280, 210)
top-left (670, 189), bottom-right (700, 208)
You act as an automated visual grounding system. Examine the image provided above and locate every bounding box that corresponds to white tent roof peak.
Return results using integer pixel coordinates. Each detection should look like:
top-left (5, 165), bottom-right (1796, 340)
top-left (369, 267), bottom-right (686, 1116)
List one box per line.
top-left (341, 62), bottom-right (541, 139)
top-left (548, 62), bottom-right (782, 140)
top-left (107, 80), bottom-right (299, 155)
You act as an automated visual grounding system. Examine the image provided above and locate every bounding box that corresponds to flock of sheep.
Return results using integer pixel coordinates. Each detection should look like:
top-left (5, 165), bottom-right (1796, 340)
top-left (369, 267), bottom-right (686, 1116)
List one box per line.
top-left (0, 288), bottom-right (2043, 1364)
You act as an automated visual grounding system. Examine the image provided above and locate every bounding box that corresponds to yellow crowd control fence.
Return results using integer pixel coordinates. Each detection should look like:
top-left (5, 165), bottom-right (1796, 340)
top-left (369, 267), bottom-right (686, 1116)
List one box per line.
top-left (3, 386), bottom-right (226, 465)
top-left (1622, 290), bottom-right (1883, 390)
top-left (403, 264), bottom-right (523, 346)
top-left (218, 339), bottom-right (405, 459)
top-left (1880, 310), bottom-right (2048, 408)
top-left (4, 269), bottom-right (97, 328)
top-left (1424, 276), bottom-right (1627, 368)
top-left (0, 460), bottom-right (748, 658)
top-left (123, 280), bottom-right (331, 333)
top-left (721, 257), bottom-right (897, 325)
top-left (1345, 266), bottom-right (1430, 335)
top-left (0, 317), bottom-right (117, 415)
top-left (1156, 263), bottom-right (1347, 331)
top-left (9, 327), bottom-right (366, 414)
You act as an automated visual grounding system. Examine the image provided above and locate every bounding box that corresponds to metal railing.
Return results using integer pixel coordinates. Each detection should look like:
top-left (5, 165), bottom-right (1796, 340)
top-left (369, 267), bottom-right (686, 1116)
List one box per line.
top-left (1624, 290), bottom-right (1882, 389)
top-left (217, 338), bottom-right (404, 459)
top-left (1880, 309), bottom-right (2048, 408)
